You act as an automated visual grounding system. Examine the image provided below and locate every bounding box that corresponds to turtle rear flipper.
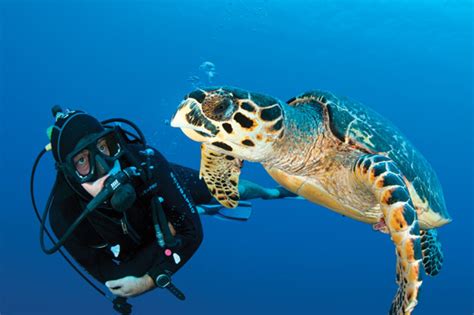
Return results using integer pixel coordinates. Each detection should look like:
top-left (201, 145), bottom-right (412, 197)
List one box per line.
top-left (200, 144), bottom-right (243, 208)
top-left (421, 229), bottom-right (444, 276)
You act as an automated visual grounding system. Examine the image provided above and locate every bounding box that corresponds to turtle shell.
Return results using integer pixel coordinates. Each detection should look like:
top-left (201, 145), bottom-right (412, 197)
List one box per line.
top-left (291, 91), bottom-right (451, 224)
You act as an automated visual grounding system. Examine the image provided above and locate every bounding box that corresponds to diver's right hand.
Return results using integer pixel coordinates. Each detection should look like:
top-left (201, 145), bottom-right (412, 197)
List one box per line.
top-left (105, 275), bottom-right (155, 297)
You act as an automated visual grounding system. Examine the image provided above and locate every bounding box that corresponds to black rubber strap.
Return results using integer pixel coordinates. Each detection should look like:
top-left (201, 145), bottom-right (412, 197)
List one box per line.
top-left (155, 274), bottom-right (186, 301)
top-left (166, 283), bottom-right (186, 301)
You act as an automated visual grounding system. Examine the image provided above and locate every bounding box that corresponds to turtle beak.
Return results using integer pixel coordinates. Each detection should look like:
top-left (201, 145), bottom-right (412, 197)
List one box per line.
top-left (170, 99), bottom-right (192, 129)
top-left (171, 99), bottom-right (215, 142)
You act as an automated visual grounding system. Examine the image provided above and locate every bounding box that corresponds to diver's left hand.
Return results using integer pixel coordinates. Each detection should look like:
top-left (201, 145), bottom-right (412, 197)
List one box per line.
top-left (105, 275), bottom-right (155, 297)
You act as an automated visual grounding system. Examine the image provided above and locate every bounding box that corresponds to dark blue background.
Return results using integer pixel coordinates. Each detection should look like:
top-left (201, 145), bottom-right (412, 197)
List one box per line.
top-left (1, 0), bottom-right (472, 314)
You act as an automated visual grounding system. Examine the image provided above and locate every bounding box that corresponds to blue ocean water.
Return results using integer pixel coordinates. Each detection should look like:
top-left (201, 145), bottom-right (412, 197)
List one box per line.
top-left (1, 0), bottom-right (472, 314)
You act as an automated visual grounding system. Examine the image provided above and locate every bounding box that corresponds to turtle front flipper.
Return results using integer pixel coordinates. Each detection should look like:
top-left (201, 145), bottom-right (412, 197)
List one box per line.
top-left (200, 144), bottom-right (243, 208)
top-left (353, 154), bottom-right (423, 315)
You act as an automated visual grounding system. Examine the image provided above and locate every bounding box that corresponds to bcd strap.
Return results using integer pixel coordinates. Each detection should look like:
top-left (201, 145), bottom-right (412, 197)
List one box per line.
top-left (151, 195), bottom-right (177, 248)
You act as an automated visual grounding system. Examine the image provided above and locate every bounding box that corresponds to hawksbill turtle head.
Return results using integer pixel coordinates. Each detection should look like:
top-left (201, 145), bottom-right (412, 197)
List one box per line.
top-left (171, 86), bottom-right (285, 162)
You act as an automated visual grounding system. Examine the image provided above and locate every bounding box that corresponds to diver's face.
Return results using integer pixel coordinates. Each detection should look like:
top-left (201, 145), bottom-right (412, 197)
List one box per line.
top-left (73, 138), bottom-right (111, 177)
top-left (72, 137), bottom-right (113, 197)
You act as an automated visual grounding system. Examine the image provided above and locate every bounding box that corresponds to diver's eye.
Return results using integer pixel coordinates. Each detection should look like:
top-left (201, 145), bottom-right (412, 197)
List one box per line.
top-left (73, 150), bottom-right (91, 176)
top-left (97, 139), bottom-right (111, 156)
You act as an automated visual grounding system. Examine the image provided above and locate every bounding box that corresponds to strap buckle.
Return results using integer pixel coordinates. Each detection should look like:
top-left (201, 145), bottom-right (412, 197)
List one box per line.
top-left (155, 274), bottom-right (171, 288)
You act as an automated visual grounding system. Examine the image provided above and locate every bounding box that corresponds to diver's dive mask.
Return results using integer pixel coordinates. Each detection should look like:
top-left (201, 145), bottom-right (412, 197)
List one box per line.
top-left (61, 127), bottom-right (125, 184)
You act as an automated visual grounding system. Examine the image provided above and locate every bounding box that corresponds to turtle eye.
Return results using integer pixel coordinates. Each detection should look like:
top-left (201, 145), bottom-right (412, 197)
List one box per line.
top-left (203, 93), bottom-right (236, 121)
top-left (213, 98), bottom-right (232, 116)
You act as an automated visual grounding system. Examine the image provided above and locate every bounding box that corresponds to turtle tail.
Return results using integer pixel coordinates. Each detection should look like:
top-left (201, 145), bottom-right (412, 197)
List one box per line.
top-left (420, 229), bottom-right (444, 276)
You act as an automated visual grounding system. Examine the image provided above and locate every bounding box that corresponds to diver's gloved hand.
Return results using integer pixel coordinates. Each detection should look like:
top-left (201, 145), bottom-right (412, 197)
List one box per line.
top-left (105, 275), bottom-right (155, 297)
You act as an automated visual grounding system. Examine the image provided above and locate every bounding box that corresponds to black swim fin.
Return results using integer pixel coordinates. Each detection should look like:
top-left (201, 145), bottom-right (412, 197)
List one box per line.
top-left (275, 186), bottom-right (305, 200)
top-left (197, 201), bottom-right (252, 222)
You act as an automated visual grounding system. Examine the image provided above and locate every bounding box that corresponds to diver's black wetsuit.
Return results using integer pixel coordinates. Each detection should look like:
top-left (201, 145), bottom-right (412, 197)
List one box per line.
top-left (49, 143), bottom-right (212, 283)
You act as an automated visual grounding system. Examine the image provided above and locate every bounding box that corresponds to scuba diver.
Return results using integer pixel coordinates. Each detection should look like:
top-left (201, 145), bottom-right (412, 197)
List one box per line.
top-left (30, 107), bottom-right (297, 314)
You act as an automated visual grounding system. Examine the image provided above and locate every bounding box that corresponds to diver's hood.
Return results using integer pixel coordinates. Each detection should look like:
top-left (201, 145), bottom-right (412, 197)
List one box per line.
top-left (50, 111), bottom-right (105, 164)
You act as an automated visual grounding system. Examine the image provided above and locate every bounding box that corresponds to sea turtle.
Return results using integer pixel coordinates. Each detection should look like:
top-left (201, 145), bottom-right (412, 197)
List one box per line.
top-left (170, 86), bottom-right (451, 314)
